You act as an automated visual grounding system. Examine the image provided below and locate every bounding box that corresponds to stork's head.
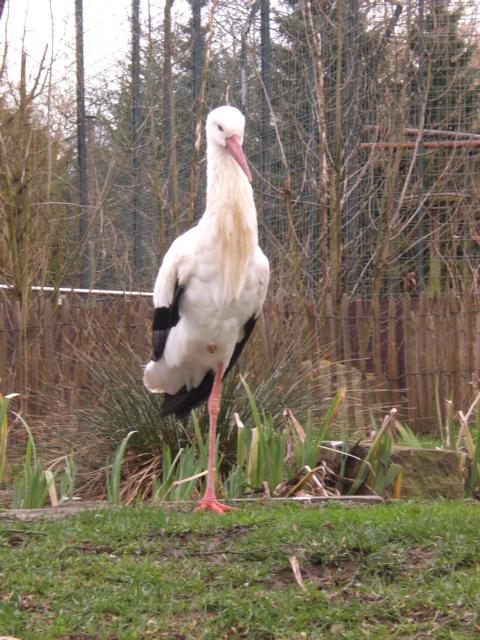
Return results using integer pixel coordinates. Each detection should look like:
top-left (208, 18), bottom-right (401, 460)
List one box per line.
top-left (206, 105), bottom-right (252, 182)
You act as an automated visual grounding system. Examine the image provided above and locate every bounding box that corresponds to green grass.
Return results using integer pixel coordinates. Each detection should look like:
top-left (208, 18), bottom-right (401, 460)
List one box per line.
top-left (1, 502), bottom-right (480, 639)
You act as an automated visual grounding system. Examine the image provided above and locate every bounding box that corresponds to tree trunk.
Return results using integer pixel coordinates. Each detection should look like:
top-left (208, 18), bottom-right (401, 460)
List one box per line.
top-left (75, 0), bottom-right (89, 287)
top-left (163, 0), bottom-right (179, 236)
top-left (131, 0), bottom-right (141, 278)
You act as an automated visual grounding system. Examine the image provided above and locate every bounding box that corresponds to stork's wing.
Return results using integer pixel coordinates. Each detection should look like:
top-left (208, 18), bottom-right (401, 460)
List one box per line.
top-left (223, 315), bottom-right (257, 377)
top-left (151, 282), bottom-right (184, 361)
top-left (149, 232), bottom-right (190, 361)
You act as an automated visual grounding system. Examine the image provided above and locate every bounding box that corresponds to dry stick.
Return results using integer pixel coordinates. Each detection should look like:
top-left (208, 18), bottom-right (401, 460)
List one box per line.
top-left (304, 1), bottom-right (329, 279)
top-left (188, 0), bottom-right (217, 223)
top-left (360, 140), bottom-right (480, 150)
top-left (289, 556), bottom-right (307, 592)
top-left (331, 0), bottom-right (343, 305)
top-left (302, 1), bottom-right (331, 367)
top-left (240, 0), bottom-right (261, 110)
top-left (364, 124), bottom-right (480, 140)
top-left (163, 0), bottom-right (179, 235)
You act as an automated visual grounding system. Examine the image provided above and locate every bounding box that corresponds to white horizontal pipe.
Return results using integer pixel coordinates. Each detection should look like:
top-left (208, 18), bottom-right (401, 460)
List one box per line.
top-left (0, 284), bottom-right (153, 297)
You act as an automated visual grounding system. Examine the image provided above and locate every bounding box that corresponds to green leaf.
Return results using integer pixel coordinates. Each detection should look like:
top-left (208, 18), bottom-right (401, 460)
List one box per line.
top-left (106, 430), bottom-right (138, 505)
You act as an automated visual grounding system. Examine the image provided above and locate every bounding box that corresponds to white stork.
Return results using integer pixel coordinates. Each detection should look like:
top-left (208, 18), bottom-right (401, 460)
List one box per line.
top-left (143, 105), bottom-right (270, 514)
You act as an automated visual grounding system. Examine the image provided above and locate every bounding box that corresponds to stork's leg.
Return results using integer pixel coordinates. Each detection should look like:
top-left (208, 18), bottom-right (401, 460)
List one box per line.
top-left (194, 363), bottom-right (238, 514)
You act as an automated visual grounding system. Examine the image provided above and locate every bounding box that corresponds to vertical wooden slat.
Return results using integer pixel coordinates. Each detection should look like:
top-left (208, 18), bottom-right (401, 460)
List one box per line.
top-left (355, 298), bottom-right (370, 428)
top-left (27, 299), bottom-right (40, 415)
top-left (43, 300), bottom-right (55, 389)
top-left (437, 294), bottom-right (448, 424)
top-left (317, 294), bottom-right (327, 356)
top-left (73, 305), bottom-right (86, 399)
top-left (122, 298), bottom-right (131, 348)
top-left (371, 294), bottom-right (383, 408)
top-left (416, 294), bottom-right (428, 430)
top-left (449, 293), bottom-right (460, 411)
top-left (465, 293), bottom-right (475, 386)
top-left (355, 298), bottom-right (367, 378)
top-left (59, 297), bottom-right (72, 401)
top-left (114, 297), bottom-right (124, 350)
top-left (13, 301), bottom-right (23, 395)
top-left (387, 295), bottom-right (399, 407)
top-left (3, 303), bottom-right (14, 393)
top-left (458, 294), bottom-right (469, 411)
top-left (325, 292), bottom-right (338, 395)
top-left (341, 294), bottom-right (356, 425)
top-left (475, 296), bottom-right (480, 388)
top-left (402, 296), bottom-right (416, 428)
top-left (135, 297), bottom-right (150, 359)
top-left (425, 296), bottom-right (438, 431)
top-left (0, 303), bottom-right (7, 391)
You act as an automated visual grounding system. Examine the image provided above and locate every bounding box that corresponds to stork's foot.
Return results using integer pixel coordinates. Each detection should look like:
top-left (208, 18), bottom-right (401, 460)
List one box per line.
top-left (193, 497), bottom-right (239, 514)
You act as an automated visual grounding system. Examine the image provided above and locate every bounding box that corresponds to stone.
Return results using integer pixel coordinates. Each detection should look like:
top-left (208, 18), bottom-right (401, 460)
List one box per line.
top-left (321, 443), bottom-right (466, 499)
top-left (389, 446), bottom-right (465, 499)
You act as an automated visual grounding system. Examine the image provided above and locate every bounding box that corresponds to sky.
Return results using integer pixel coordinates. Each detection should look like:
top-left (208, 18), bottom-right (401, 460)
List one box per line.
top-left (1, 0), bottom-right (149, 90)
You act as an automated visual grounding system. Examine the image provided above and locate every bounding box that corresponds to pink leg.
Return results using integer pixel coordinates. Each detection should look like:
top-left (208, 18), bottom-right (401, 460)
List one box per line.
top-left (194, 363), bottom-right (238, 514)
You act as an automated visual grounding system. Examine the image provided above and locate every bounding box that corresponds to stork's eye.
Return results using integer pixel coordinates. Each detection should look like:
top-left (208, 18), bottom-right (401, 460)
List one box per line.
top-left (217, 124), bottom-right (224, 132)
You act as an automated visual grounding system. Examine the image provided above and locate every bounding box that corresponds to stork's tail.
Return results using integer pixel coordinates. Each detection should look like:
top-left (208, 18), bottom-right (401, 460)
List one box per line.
top-left (160, 370), bottom-right (214, 418)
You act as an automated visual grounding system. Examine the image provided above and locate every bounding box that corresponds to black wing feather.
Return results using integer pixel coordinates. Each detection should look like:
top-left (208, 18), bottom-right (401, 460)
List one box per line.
top-left (160, 370), bottom-right (215, 418)
top-left (223, 315), bottom-right (257, 377)
top-left (151, 282), bottom-right (184, 361)
top-left (160, 315), bottom-right (257, 418)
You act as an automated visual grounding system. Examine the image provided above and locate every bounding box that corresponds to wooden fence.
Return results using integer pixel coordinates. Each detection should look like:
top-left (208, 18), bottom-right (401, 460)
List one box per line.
top-left (1, 291), bottom-right (479, 431)
top-left (0, 294), bottom-right (152, 417)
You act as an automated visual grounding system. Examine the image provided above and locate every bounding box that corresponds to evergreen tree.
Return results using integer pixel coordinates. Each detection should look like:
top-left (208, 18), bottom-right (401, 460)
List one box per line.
top-left (410, 0), bottom-right (480, 131)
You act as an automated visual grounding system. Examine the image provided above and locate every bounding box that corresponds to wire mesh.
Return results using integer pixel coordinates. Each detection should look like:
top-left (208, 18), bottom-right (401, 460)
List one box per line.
top-left (1, 0), bottom-right (480, 298)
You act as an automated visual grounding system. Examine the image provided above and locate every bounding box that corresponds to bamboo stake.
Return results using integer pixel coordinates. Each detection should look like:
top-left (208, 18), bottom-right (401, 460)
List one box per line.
top-left (360, 140), bottom-right (480, 150)
top-left (364, 124), bottom-right (480, 140)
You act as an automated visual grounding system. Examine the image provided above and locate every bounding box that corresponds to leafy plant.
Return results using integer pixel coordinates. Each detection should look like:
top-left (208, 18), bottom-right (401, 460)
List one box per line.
top-left (465, 413), bottom-right (480, 498)
top-left (12, 416), bottom-right (56, 509)
top-left (454, 392), bottom-right (480, 497)
top-left (286, 388), bottom-right (345, 469)
top-left (239, 376), bottom-right (287, 493)
top-left (151, 445), bottom-right (186, 501)
top-left (0, 392), bottom-right (19, 486)
top-left (394, 422), bottom-right (424, 449)
top-left (347, 409), bottom-right (403, 498)
top-left (60, 453), bottom-right (76, 503)
top-left (106, 430), bottom-right (137, 506)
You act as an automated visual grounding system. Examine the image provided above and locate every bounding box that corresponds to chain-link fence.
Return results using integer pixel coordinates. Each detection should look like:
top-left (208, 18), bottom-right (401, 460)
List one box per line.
top-left (2, 0), bottom-right (480, 299)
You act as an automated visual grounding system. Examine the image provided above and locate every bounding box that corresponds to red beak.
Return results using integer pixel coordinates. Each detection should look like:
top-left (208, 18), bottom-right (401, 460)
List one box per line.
top-left (225, 135), bottom-right (252, 182)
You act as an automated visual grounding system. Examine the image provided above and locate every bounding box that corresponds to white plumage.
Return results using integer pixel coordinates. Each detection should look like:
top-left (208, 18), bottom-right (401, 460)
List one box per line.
top-left (143, 105), bottom-right (269, 513)
top-left (144, 106), bottom-right (269, 404)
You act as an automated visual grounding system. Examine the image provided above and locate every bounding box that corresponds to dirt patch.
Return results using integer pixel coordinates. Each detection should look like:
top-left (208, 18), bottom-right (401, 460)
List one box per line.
top-left (146, 523), bottom-right (256, 559)
top-left (1, 592), bottom-right (51, 615)
top-left (70, 525), bottom-right (257, 561)
top-left (406, 547), bottom-right (434, 563)
top-left (269, 544), bottom-right (438, 591)
top-left (149, 523), bottom-right (253, 543)
top-left (58, 635), bottom-right (119, 640)
top-left (58, 635), bottom-right (97, 640)
top-left (1, 529), bottom-right (47, 547)
top-left (77, 543), bottom-right (116, 554)
top-left (5, 533), bottom-right (26, 547)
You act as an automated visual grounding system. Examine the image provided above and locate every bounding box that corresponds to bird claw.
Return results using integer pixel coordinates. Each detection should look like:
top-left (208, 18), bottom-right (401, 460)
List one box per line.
top-left (193, 498), bottom-right (239, 514)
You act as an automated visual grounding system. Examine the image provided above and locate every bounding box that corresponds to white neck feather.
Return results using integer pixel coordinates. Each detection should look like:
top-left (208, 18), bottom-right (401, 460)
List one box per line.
top-left (202, 146), bottom-right (258, 301)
